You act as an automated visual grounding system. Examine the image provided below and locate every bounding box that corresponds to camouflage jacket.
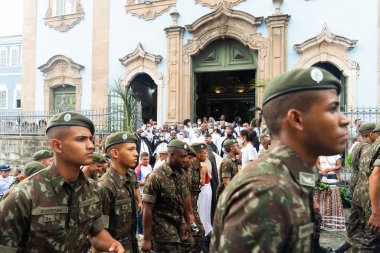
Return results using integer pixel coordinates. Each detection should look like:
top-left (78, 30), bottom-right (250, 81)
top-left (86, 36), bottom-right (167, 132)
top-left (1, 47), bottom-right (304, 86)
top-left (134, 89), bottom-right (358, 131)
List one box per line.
top-left (219, 154), bottom-right (239, 183)
top-left (143, 161), bottom-right (189, 243)
top-left (0, 163), bottom-right (103, 253)
top-left (350, 140), bottom-right (370, 190)
top-left (97, 166), bottom-right (138, 252)
top-left (188, 160), bottom-right (202, 211)
top-left (211, 144), bottom-right (315, 253)
top-left (352, 142), bottom-right (373, 208)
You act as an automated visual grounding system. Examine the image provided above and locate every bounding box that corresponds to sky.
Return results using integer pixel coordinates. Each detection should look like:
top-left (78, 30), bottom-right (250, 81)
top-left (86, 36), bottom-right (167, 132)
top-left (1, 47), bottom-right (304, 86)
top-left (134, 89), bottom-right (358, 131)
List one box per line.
top-left (0, 0), bottom-right (23, 36)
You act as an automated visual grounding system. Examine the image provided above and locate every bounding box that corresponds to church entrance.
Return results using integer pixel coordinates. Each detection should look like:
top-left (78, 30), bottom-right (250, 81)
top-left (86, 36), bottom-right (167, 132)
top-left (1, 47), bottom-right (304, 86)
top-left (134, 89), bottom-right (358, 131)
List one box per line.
top-left (193, 38), bottom-right (258, 123)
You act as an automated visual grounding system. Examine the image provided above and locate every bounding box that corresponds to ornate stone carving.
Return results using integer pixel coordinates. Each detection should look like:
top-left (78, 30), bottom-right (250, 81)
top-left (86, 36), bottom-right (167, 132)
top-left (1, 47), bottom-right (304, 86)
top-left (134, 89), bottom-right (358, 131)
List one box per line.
top-left (195, 0), bottom-right (246, 9)
top-left (182, 5), bottom-right (269, 117)
top-left (119, 43), bottom-right (164, 125)
top-left (293, 24), bottom-right (359, 107)
top-left (38, 55), bottom-right (84, 111)
top-left (44, 0), bottom-right (85, 32)
top-left (125, 0), bottom-right (176, 21)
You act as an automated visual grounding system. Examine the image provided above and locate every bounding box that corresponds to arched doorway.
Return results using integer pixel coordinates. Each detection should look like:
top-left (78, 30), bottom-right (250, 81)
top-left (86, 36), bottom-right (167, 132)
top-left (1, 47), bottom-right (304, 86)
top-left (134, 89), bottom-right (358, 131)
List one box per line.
top-left (129, 73), bottom-right (158, 125)
top-left (193, 38), bottom-right (258, 122)
top-left (313, 62), bottom-right (347, 110)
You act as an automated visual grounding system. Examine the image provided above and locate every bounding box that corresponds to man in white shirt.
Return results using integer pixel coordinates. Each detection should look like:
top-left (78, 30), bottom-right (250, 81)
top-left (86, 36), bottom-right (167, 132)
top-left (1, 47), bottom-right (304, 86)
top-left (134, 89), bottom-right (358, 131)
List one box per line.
top-left (0, 164), bottom-right (14, 198)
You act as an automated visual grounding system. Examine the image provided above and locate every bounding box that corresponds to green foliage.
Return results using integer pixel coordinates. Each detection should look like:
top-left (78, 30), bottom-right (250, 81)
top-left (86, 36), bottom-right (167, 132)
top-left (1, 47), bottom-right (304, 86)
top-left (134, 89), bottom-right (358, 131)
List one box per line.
top-left (315, 181), bottom-right (329, 191)
top-left (345, 153), bottom-right (352, 167)
top-left (109, 79), bottom-right (140, 133)
top-left (339, 187), bottom-right (352, 208)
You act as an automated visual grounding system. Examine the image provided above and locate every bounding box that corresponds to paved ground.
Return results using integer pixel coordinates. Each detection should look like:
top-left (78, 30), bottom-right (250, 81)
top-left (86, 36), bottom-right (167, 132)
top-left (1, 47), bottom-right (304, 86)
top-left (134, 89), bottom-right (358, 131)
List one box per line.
top-left (320, 208), bottom-right (351, 252)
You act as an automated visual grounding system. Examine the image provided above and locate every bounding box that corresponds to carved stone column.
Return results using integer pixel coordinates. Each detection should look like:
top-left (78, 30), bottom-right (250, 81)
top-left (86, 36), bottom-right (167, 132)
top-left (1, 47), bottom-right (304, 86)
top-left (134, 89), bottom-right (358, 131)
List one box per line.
top-left (265, 14), bottom-right (290, 78)
top-left (164, 24), bottom-right (185, 123)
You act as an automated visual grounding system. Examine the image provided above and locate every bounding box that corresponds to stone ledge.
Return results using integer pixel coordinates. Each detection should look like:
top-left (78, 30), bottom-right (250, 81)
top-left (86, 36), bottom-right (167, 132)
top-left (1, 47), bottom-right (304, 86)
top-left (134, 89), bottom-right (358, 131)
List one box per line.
top-left (44, 12), bottom-right (85, 32)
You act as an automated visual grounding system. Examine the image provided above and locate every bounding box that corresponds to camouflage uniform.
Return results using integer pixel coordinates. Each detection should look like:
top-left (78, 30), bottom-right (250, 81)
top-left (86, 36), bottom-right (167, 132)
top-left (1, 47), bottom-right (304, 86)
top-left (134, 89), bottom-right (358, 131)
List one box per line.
top-left (188, 161), bottom-right (205, 253)
top-left (97, 166), bottom-right (139, 253)
top-left (0, 163), bottom-right (104, 252)
top-left (352, 138), bottom-right (380, 252)
top-left (211, 144), bottom-right (315, 253)
top-left (143, 162), bottom-right (189, 253)
top-left (216, 154), bottom-right (238, 198)
top-left (347, 140), bottom-right (371, 245)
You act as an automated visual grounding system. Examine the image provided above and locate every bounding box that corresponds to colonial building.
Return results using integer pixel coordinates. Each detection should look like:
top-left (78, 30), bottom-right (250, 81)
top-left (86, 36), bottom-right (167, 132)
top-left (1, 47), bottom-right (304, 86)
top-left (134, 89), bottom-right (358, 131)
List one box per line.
top-left (21, 0), bottom-right (378, 124)
top-left (0, 35), bottom-right (22, 112)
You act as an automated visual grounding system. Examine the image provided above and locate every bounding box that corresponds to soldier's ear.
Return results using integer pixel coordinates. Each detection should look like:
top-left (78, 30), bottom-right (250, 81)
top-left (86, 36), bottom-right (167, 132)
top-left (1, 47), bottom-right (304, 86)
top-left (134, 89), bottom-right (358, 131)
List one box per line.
top-left (50, 139), bottom-right (63, 154)
top-left (287, 109), bottom-right (304, 132)
top-left (110, 148), bottom-right (119, 159)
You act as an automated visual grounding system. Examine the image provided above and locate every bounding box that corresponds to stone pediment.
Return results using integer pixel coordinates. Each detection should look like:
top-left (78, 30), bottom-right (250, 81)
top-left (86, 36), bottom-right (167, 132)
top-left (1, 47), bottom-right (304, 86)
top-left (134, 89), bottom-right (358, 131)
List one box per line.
top-left (44, 0), bottom-right (85, 32)
top-left (125, 0), bottom-right (176, 21)
top-left (195, 0), bottom-right (246, 9)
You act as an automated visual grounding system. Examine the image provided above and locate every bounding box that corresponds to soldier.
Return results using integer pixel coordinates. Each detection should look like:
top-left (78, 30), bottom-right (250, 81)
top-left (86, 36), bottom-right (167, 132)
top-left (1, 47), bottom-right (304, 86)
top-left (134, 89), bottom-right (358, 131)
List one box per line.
top-left (32, 149), bottom-right (54, 167)
top-left (216, 139), bottom-right (240, 199)
top-left (141, 139), bottom-right (192, 253)
top-left (82, 152), bottom-right (107, 180)
top-left (188, 143), bottom-right (208, 252)
top-left (96, 132), bottom-right (140, 253)
top-left (336, 123), bottom-right (377, 253)
top-left (8, 161), bottom-right (45, 189)
top-left (354, 125), bottom-right (380, 252)
top-left (0, 111), bottom-right (124, 253)
top-left (211, 67), bottom-right (349, 252)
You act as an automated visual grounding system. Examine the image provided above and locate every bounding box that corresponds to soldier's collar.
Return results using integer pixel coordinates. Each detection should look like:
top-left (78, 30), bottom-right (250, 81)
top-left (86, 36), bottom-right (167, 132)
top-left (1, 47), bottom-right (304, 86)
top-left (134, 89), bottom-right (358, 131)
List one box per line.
top-left (49, 164), bottom-right (88, 193)
top-left (109, 166), bottom-right (128, 187)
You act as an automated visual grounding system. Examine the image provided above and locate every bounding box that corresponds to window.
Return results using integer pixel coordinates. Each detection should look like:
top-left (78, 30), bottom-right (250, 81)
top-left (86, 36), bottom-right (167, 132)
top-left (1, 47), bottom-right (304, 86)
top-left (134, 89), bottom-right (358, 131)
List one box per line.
top-left (54, 0), bottom-right (76, 16)
top-left (14, 85), bottom-right (21, 109)
top-left (10, 47), bottom-right (19, 67)
top-left (0, 87), bottom-right (8, 109)
top-left (0, 48), bottom-right (7, 68)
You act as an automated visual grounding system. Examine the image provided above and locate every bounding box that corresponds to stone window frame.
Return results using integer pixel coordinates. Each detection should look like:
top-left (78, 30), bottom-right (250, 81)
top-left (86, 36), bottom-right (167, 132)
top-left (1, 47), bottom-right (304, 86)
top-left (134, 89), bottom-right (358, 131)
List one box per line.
top-left (293, 25), bottom-right (359, 108)
top-left (125, 0), bottom-right (176, 20)
top-left (0, 47), bottom-right (7, 68)
top-left (0, 85), bottom-right (8, 109)
top-left (38, 55), bottom-right (84, 112)
top-left (44, 0), bottom-right (85, 32)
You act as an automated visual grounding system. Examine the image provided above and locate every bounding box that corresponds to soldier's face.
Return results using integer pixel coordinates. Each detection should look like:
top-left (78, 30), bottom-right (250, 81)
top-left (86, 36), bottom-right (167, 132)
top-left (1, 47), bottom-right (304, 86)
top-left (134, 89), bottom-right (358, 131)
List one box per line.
top-left (117, 143), bottom-right (138, 169)
top-left (171, 149), bottom-right (188, 169)
top-left (300, 89), bottom-right (349, 155)
top-left (185, 155), bottom-right (195, 168)
top-left (59, 126), bottom-right (94, 166)
top-left (197, 149), bottom-right (208, 162)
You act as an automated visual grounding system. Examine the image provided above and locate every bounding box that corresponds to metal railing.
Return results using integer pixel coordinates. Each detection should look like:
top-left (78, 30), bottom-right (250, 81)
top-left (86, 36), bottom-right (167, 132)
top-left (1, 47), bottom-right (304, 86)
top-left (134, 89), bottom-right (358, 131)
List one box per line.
top-left (0, 106), bottom-right (127, 136)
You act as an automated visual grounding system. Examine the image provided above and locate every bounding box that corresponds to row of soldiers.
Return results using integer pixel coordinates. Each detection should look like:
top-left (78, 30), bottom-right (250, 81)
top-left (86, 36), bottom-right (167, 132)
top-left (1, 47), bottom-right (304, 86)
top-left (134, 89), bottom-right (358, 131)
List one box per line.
top-left (2, 66), bottom-right (378, 253)
top-left (340, 122), bottom-right (380, 252)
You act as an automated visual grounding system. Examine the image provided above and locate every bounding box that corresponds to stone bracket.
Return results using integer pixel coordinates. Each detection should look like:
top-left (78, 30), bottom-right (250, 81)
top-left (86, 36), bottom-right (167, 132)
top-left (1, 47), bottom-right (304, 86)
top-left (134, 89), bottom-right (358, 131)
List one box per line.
top-left (125, 0), bottom-right (176, 21)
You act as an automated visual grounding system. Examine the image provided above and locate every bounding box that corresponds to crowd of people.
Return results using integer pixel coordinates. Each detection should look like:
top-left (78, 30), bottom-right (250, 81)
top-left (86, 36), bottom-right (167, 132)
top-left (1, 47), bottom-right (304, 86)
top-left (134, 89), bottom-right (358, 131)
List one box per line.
top-left (1, 67), bottom-right (380, 253)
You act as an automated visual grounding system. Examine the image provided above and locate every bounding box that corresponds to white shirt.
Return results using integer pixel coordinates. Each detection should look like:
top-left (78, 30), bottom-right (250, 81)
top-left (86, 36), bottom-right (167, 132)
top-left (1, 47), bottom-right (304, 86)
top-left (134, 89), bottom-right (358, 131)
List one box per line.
top-left (139, 165), bottom-right (153, 196)
top-left (319, 155), bottom-right (341, 175)
top-left (0, 175), bottom-right (14, 195)
top-left (154, 159), bottom-right (166, 170)
top-left (241, 143), bottom-right (258, 169)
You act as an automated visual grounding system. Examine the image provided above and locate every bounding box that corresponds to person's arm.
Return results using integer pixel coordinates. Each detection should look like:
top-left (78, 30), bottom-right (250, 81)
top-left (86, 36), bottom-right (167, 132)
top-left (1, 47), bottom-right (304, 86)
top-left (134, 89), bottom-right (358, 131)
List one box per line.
top-left (368, 166), bottom-right (380, 232)
top-left (184, 195), bottom-right (192, 230)
top-left (329, 158), bottom-right (342, 172)
top-left (221, 160), bottom-right (232, 186)
top-left (135, 188), bottom-right (143, 212)
top-left (141, 202), bottom-right (153, 251)
top-left (90, 229), bottom-right (124, 253)
top-left (315, 158), bottom-right (327, 176)
top-left (200, 164), bottom-right (207, 186)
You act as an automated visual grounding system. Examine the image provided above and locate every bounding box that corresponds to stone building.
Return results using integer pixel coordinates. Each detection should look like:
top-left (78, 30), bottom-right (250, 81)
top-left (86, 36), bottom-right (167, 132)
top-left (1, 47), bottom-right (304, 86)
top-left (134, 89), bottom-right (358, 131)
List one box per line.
top-left (20, 0), bottom-right (378, 124)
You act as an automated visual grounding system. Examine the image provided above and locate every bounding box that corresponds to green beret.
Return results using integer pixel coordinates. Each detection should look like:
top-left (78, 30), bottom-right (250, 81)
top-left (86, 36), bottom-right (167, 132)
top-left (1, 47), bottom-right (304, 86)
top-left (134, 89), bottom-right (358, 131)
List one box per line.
top-left (190, 143), bottom-right (207, 151)
top-left (223, 139), bottom-right (238, 148)
top-left (167, 139), bottom-right (189, 151)
top-left (46, 111), bottom-right (95, 135)
top-left (32, 150), bottom-right (53, 161)
top-left (105, 132), bottom-right (137, 151)
top-left (186, 146), bottom-right (196, 157)
top-left (24, 161), bottom-right (45, 177)
top-left (373, 125), bottom-right (380, 133)
top-left (359, 123), bottom-right (376, 133)
top-left (263, 67), bottom-right (341, 105)
top-left (92, 152), bottom-right (107, 164)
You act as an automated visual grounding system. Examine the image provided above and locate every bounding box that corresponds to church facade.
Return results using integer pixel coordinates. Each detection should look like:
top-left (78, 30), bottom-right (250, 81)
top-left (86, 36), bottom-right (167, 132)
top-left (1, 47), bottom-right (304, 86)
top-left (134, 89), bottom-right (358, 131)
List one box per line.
top-left (20, 0), bottom-right (378, 124)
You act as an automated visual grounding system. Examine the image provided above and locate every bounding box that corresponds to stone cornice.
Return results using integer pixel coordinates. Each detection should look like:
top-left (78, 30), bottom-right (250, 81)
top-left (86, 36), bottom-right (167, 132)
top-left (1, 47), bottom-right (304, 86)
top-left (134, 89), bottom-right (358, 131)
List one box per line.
top-left (125, 0), bottom-right (176, 21)
top-left (195, 0), bottom-right (246, 9)
top-left (44, 0), bottom-right (84, 32)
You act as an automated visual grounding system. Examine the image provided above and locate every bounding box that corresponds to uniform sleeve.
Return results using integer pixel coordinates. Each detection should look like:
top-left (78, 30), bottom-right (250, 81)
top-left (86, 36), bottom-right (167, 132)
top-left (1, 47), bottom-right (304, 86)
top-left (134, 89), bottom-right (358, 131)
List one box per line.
top-left (372, 142), bottom-right (380, 167)
top-left (143, 173), bottom-right (158, 204)
top-left (97, 181), bottom-right (114, 229)
top-left (220, 161), bottom-right (232, 178)
top-left (0, 186), bottom-right (32, 251)
top-left (211, 183), bottom-right (292, 253)
top-left (182, 173), bottom-right (189, 198)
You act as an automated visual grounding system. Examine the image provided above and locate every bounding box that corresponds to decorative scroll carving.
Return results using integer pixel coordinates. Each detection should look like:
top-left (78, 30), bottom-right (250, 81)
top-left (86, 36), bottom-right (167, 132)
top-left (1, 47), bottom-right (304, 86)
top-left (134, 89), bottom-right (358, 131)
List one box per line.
top-left (38, 55), bottom-right (84, 111)
top-left (293, 24), bottom-right (359, 107)
top-left (125, 0), bottom-right (176, 21)
top-left (44, 0), bottom-right (85, 32)
top-left (195, 0), bottom-right (246, 9)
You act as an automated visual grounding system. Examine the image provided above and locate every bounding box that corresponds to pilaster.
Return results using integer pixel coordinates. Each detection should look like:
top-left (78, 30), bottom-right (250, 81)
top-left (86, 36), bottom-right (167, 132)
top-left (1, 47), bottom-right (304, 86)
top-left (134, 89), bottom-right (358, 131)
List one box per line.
top-left (265, 14), bottom-right (290, 78)
top-left (164, 25), bottom-right (185, 123)
top-left (92, 0), bottom-right (110, 109)
top-left (21, 0), bottom-right (38, 111)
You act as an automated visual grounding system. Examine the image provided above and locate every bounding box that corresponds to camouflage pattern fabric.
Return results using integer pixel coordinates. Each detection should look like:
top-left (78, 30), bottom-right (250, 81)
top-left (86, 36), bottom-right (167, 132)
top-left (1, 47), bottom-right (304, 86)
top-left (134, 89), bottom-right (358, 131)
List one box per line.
top-left (188, 161), bottom-right (205, 253)
top-left (143, 162), bottom-right (189, 252)
top-left (98, 166), bottom-right (138, 253)
top-left (216, 154), bottom-right (238, 199)
top-left (350, 140), bottom-right (370, 192)
top-left (0, 163), bottom-right (104, 253)
top-left (211, 144), bottom-right (315, 253)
